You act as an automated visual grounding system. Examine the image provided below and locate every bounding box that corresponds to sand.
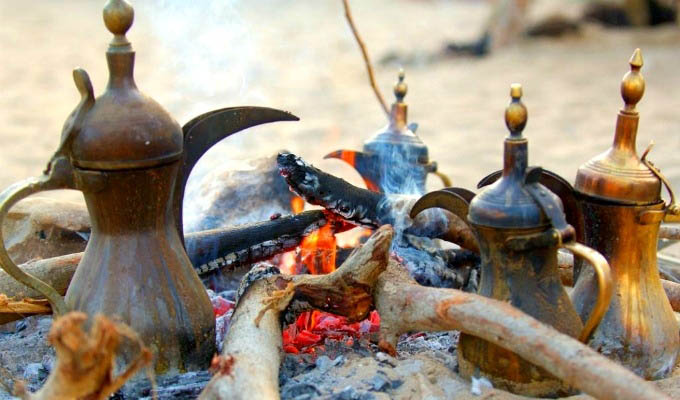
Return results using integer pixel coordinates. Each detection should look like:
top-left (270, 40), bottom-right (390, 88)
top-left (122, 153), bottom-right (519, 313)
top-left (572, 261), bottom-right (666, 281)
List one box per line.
top-left (1, 0), bottom-right (680, 213)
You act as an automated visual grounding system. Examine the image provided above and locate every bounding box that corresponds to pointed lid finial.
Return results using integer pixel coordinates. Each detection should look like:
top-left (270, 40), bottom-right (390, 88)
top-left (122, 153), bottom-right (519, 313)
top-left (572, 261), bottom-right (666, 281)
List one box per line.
top-left (103, 0), bottom-right (134, 51)
top-left (574, 48), bottom-right (660, 204)
top-left (505, 83), bottom-right (527, 138)
top-left (621, 48), bottom-right (645, 112)
top-left (394, 68), bottom-right (407, 103)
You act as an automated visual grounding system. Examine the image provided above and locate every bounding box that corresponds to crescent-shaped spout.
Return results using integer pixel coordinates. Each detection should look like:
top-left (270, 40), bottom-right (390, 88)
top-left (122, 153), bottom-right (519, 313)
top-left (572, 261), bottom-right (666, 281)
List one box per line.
top-left (175, 106), bottom-right (299, 237)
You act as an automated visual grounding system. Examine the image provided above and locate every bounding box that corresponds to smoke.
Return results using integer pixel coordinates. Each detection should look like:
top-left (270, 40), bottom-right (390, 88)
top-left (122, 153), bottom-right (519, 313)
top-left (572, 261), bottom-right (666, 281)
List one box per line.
top-left (137, 0), bottom-right (277, 231)
top-left (138, 0), bottom-right (265, 117)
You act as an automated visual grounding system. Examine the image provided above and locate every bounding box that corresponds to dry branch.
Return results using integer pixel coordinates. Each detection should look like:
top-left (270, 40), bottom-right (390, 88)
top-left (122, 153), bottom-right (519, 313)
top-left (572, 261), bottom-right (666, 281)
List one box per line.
top-left (14, 312), bottom-right (152, 400)
top-left (341, 0), bottom-right (389, 116)
top-left (277, 152), bottom-right (478, 251)
top-left (374, 261), bottom-right (670, 400)
top-left (199, 225), bottom-right (393, 400)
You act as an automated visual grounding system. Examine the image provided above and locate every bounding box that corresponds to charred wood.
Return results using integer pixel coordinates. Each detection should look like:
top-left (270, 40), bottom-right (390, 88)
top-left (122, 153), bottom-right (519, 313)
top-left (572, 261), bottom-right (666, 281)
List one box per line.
top-left (187, 210), bottom-right (334, 276)
top-left (277, 152), bottom-right (478, 251)
top-left (0, 211), bottom-right (336, 324)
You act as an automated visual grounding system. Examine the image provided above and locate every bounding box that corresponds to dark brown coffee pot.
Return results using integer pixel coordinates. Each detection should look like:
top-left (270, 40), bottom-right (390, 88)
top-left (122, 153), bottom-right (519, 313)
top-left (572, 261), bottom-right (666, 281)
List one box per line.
top-left (410, 84), bottom-right (612, 397)
top-left (0, 0), bottom-right (297, 374)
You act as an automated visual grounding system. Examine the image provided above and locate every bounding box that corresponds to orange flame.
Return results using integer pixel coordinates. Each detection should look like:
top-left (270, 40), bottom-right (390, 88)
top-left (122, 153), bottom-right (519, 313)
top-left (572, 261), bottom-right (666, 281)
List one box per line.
top-left (336, 227), bottom-right (372, 248)
top-left (300, 223), bottom-right (337, 274)
top-left (278, 251), bottom-right (298, 275)
top-left (291, 196), bottom-right (305, 214)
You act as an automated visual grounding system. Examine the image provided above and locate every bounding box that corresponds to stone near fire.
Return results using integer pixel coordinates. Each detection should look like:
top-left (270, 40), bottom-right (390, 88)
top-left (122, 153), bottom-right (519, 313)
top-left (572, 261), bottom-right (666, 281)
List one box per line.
top-left (2, 197), bottom-right (89, 265)
top-left (183, 153), bottom-right (295, 233)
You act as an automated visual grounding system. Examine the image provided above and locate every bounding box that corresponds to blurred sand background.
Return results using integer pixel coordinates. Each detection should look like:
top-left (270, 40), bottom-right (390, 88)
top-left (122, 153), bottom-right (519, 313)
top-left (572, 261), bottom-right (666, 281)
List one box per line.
top-left (2, 0), bottom-right (680, 210)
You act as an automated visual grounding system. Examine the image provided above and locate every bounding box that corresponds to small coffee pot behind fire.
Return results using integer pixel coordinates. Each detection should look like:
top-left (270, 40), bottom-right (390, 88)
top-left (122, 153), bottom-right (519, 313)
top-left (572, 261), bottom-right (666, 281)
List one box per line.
top-left (0, 0), bottom-right (297, 373)
top-left (570, 49), bottom-right (680, 379)
top-left (410, 84), bottom-right (613, 397)
top-left (325, 70), bottom-right (450, 194)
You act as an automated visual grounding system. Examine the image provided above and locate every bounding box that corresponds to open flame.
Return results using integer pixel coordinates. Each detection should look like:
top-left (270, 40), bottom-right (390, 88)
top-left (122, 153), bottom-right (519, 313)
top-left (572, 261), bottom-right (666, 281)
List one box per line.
top-left (300, 223), bottom-right (336, 274)
top-left (274, 197), bottom-right (380, 353)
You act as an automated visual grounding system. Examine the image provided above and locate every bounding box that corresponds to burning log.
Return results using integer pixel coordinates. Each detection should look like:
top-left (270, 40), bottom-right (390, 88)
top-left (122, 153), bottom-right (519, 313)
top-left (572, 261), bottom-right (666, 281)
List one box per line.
top-left (0, 211), bottom-right (338, 325)
top-left (375, 261), bottom-right (671, 400)
top-left (13, 312), bottom-right (152, 400)
top-left (187, 210), bottom-right (338, 275)
top-left (277, 152), bottom-right (478, 251)
top-left (199, 225), bottom-right (393, 400)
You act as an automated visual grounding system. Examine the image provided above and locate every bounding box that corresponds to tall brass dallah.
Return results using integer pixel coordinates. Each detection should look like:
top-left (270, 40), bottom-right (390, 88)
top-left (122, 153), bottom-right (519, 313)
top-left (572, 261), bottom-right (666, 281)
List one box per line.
top-left (0, 0), bottom-right (297, 373)
top-left (411, 85), bottom-right (612, 397)
top-left (570, 49), bottom-right (680, 378)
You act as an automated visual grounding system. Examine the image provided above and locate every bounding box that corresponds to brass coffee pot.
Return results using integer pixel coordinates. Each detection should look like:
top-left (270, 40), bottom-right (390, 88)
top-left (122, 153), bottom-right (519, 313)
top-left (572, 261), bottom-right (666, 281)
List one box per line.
top-left (325, 70), bottom-right (449, 194)
top-left (0, 0), bottom-right (297, 373)
top-left (570, 49), bottom-right (680, 379)
top-left (411, 85), bottom-right (612, 397)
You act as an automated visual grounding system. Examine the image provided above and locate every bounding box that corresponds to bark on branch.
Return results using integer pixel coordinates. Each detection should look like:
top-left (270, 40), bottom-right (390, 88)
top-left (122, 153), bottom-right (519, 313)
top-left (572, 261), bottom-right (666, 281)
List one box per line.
top-left (375, 261), bottom-right (671, 400)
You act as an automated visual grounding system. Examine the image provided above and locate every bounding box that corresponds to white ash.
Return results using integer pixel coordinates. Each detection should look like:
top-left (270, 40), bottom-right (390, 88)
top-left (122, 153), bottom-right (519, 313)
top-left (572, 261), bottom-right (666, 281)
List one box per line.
top-left (279, 331), bottom-right (462, 400)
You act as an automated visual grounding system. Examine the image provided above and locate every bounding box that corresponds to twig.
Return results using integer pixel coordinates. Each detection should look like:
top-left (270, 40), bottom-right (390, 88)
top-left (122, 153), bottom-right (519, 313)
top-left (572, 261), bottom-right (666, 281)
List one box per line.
top-left (15, 312), bottom-right (153, 400)
top-left (342, 0), bottom-right (389, 116)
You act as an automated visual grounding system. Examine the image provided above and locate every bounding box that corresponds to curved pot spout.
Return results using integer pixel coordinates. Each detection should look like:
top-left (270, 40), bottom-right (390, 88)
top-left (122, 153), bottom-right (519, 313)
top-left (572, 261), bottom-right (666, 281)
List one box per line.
top-left (174, 106), bottom-right (299, 236)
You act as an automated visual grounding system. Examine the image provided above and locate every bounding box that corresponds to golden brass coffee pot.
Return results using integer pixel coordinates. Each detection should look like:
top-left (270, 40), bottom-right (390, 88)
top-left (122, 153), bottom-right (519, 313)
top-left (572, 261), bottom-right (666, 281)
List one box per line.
top-left (570, 49), bottom-right (680, 379)
top-left (411, 85), bottom-right (612, 397)
top-left (0, 0), bottom-right (296, 373)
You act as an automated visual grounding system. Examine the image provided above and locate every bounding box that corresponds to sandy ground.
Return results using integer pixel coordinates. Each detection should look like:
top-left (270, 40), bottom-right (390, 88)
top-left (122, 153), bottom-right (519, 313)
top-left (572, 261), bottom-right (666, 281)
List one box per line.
top-left (2, 0), bottom-right (680, 211)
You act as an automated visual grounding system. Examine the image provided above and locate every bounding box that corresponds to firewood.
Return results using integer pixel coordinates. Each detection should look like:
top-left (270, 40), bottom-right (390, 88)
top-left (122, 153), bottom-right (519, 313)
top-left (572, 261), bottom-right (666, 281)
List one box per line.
top-left (374, 261), bottom-right (670, 400)
top-left (13, 312), bottom-right (153, 400)
top-left (0, 212), bottom-right (337, 324)
top-left (277, 152), bottom-right (478, 251)
top-left (198, 225), bottom-right (393, 400)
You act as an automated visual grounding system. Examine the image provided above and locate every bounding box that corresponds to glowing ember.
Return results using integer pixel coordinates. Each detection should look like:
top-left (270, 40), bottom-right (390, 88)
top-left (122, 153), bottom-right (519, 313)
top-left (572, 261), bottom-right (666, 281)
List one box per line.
top-left (282, 310), bottom-right (380, 354)
top-left (300, 223), bottom-right (337, 274)
top-left (211, 296), bottom-right (234, 317)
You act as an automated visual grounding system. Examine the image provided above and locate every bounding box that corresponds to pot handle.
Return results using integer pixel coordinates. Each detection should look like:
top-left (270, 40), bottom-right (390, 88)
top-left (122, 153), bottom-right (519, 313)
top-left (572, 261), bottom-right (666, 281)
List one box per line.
top-left (560, 241), bottom-right (612, 343)
top-left (0, 157), bottom-right (76, 316)
top-left (0, 68), bottom-right (93, 317)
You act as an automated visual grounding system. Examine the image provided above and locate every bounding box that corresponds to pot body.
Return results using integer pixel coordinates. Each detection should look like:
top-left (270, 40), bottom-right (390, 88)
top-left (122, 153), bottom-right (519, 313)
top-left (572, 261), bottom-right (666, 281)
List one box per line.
top-left (458, 225), bottom-right (582, 397)
top-left (65, 162), bottom-right (216, 374)
top-left (571, 197), bottom-right (679, 378)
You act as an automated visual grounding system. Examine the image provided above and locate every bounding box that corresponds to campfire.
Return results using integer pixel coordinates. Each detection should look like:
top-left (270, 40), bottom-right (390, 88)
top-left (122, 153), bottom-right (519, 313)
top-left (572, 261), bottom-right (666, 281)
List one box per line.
top-left (1, 1), bottom-right (680, 400)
